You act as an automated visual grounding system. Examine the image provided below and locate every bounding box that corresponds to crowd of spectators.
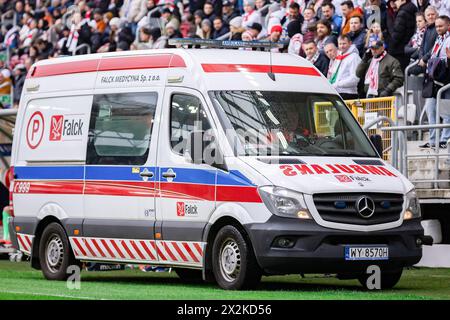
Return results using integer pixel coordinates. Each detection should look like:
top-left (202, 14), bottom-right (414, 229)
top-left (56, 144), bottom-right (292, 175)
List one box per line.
top-left (0, 0), bottom-right (450, 147)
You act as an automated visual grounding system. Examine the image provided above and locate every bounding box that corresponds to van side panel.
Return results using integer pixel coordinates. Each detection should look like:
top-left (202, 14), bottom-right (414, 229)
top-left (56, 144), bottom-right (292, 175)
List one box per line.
top-left (13, 95), bottom-right (92, 249)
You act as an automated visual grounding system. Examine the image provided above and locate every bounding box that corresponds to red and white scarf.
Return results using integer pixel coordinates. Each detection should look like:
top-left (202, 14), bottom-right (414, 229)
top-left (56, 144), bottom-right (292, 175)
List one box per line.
top-left (431, 31), bottom-right (450, 58)
top-left (66, 23), bottom-right (80, 53)
top-left (329, 50), bottom-right (352, 84)
top-left (366, 50), bottom-right (387, 97)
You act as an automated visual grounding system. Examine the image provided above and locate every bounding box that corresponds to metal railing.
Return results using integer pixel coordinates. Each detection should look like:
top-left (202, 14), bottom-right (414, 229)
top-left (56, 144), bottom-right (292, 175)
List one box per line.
top-left (72, 43), bottom-right (91, 55)
top-left (382, 123), bottom-right (450, 189)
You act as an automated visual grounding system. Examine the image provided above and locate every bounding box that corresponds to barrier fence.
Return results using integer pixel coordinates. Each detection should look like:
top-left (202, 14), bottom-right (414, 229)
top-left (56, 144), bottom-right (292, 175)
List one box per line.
top-left (314, 96), bottom-right (396, 161)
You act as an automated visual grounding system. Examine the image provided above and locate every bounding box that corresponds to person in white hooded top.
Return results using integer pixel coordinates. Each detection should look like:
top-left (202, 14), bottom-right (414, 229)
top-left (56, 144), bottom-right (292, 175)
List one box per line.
top-left (328, 34), bottom-right (361, 100)
top-left (242, 0), bottom-right (263, 29)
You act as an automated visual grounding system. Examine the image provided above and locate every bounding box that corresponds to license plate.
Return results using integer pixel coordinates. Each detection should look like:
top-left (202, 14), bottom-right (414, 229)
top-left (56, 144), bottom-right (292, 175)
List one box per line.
top-left (344, 246), bottom-right (389, 261)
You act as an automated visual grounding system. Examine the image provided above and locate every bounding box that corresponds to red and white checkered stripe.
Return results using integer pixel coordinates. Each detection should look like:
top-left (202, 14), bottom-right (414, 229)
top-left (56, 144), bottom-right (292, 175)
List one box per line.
top-left (16, 233), bottom-right (34, 254)
top-left (69, 237), bottom-right (204, 267)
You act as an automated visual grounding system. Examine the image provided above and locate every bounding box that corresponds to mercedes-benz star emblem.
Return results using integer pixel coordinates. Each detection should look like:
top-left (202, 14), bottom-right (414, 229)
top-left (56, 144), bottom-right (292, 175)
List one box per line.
top-left (356, 196), bottom-right (375, 219)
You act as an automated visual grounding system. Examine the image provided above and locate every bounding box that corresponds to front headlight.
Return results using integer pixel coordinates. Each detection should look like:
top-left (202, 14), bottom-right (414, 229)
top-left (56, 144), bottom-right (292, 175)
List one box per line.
top-left (258, 186), bottom-right (311, 219)
top-left (404, 190), bottom-right (421, 220)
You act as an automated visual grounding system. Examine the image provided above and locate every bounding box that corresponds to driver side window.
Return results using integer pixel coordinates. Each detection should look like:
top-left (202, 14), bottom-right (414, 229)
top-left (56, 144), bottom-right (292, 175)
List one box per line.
top-left (170, 93), bottom-right (212, 155)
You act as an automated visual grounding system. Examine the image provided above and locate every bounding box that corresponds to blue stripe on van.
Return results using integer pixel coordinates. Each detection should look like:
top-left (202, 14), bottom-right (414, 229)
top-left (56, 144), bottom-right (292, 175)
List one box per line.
top-left (85, 166), bottom-right (156, 181)
top-left (14, 166), bottom-right (255, 186)
top-left (14, 166), bottom-right (84, 180)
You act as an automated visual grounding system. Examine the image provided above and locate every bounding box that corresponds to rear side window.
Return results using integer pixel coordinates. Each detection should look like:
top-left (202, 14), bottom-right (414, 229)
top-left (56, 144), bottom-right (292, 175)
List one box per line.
top-left (170, 94), bottom-right (211, 155)
top-left (87, 92), bottom-right (157, 165)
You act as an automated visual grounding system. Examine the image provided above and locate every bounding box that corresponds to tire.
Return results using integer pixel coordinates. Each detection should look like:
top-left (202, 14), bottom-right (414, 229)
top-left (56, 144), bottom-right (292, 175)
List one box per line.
top-left (39, 222), bottom-right (79, 281)
top-left (174, 268), bottom-right (203, 283)
top-left (212, 225), bottom-right (261, 290)
top-left (358, 268), bottom-right (403, 290)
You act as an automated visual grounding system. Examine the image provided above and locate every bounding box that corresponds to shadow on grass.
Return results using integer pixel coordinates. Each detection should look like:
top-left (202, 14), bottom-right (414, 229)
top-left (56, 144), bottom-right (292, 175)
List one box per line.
top-left (78, 273), bottom-right (372, 292)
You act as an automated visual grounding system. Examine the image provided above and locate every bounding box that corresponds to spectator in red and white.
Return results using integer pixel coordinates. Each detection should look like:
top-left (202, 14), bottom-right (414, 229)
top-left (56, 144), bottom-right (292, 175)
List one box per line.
top-left (242, 0), bottom-right (263, 29)
top-left (348, 16), bottom-right (367, 56)
top-left (267, 24), bottom-right (282, 52)
top-left (301, 7), bottom-right (318, 35)
top-left (419, 15), bottom-right (450, 149)
top-left (356, 39), bottom-right (404, 98)
top-left (302, 40), bottom-right (330, 76)
top-left (329, 34), bottom-right (361, 100)
top-left (213, 17), bottom-right (230, 39)
top-left (287, 19), bottom-right (304, 55)
top-left (21, 18), bottom-right (39, 48)
top-left (405, 12), bottom-right (427, 59)
top-left (320, 2), bottom-right (343, 36)
top-left (430, 0), bottom-right (450, 17)
top-left (241, 30), bottom-right (255, 46)
top-left (316, 19), bottom-right (338, 53)
top-left (324, 42), bottom-right (339, 79)
top-left (340, 0), bottom-right (364, 35)
top-left (409, 6), bottom-right (438, 74)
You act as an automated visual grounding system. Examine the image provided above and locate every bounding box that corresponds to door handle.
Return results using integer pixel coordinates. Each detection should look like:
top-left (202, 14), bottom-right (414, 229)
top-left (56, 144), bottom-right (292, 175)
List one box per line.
top-left (139, 171), bottom-right (154, 178)
top-left (162, 170), bottom-right (176, 179)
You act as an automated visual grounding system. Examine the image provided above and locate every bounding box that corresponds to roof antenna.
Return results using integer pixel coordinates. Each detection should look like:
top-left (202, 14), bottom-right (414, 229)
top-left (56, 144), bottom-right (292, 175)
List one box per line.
top-left (267, 40), bottom-right (276, 81)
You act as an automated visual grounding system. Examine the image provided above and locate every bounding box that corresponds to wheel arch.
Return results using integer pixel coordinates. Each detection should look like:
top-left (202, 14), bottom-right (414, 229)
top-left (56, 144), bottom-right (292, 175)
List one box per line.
top-left (31, 215), bottom-right (66, 270)
top-left (202, 215), bottom-right (260, 282)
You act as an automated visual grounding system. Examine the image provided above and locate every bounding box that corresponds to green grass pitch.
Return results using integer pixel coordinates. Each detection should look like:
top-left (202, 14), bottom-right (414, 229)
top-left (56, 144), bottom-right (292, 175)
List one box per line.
top-left (0, 260), bottom-right (449, 300)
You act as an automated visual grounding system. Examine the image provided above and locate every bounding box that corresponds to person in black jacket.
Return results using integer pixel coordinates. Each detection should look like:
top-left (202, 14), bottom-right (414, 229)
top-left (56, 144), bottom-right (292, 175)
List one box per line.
top-left (414, 6), bottom-right (438, 73)
top-left (388, 0), bottom-right (418, 71)
top-left (302, 40), bottom-right (330, 77)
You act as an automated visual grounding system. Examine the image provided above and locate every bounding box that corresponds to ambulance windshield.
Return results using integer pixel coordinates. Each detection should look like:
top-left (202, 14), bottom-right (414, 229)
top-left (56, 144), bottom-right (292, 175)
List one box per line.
top-left (209, 91), bottom-right (378, 158)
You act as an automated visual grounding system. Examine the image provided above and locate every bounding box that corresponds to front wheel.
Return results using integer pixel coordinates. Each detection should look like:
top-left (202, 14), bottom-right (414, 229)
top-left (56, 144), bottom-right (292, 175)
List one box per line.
top-left (358, 268), bottom-right (403, 290)
top-left (39, 222), bottom-right (80, 280)
top-left (212, 225), bottom-right (261, 290)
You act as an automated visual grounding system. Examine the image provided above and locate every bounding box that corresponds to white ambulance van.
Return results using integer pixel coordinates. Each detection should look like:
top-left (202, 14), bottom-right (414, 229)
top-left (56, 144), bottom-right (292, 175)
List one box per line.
top-left (9, 47), bottom-right (427, 290)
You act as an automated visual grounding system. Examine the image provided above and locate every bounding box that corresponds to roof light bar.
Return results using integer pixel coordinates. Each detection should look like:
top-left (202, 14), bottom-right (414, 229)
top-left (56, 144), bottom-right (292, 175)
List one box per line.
top-left (168, 38), bottom-right (285, 50)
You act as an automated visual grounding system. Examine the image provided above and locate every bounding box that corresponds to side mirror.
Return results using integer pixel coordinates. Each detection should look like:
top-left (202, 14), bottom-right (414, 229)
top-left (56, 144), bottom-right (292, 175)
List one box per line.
top-left (188, 130), bottom-right (227, 171)
top-left (370, 134), bottom-right (383, 158)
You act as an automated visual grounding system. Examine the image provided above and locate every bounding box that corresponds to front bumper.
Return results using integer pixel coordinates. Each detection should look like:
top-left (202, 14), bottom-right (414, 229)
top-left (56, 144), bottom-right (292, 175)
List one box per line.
top-left (245, 216), bottom-right (424, 275)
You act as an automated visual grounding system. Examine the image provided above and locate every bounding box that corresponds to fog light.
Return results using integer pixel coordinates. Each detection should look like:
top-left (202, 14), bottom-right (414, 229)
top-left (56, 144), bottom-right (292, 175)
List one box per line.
top-left (275, 237), bottom-right (295, 248)
top-left (297, 210), bottom-right (311, 219)
top-left (404, 210), bottom-right (413, 220)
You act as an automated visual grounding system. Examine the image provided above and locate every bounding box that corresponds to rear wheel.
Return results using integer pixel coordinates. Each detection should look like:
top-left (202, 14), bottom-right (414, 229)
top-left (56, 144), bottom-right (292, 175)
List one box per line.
top-left (174, 268), bottom-right (203, 283)
top-left (358, 268), bottom-right (403, 290)
top-left (39, 222), bottom-right (79, 280)
top-left (212, 225), bottom-right (261, 290)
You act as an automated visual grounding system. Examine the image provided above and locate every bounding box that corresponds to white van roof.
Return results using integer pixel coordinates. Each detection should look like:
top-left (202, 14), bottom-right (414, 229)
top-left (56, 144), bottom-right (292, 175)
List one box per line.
top-left (25, 49), bottom-right (336, 95)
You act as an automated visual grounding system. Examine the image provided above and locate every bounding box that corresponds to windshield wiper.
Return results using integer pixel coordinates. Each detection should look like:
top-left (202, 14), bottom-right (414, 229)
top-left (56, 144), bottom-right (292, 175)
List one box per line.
top-left (324, 149), bottom-right (374, 157)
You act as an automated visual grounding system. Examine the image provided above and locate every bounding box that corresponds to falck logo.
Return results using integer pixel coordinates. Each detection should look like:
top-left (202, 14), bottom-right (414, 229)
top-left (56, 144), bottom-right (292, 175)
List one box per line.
top-left (176, 202), bottom-right (198, 217)
top-left (49, 115), bottom-right (63, 141)
top-left (177, 202), bottom-right (185, 217)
